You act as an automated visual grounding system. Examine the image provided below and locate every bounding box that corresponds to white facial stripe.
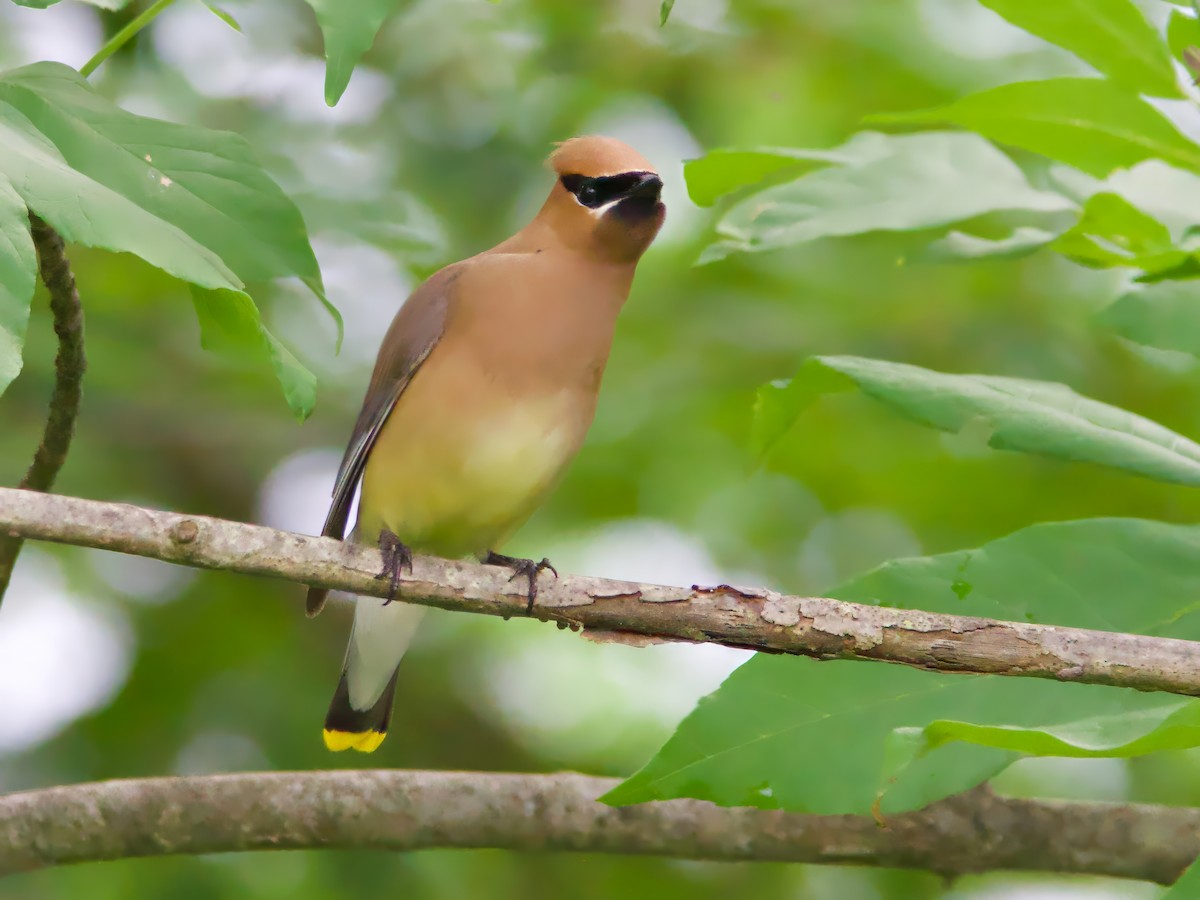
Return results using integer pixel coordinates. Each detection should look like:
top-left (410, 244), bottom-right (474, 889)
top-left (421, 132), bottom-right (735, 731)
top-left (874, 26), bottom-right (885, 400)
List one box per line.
top-left (575, 195), bottom-right (625, 218)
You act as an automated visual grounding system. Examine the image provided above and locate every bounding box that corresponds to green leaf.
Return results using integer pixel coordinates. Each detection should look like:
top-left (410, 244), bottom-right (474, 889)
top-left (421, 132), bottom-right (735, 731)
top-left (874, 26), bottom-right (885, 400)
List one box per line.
top-left (882, 700), bottom-right (1200, 799)
top-left (191, 288), bottom-right (317, 421)
top-left (0, 61), bottom-right (332, 418)
top-left (1057, 192), bottom-right (1172, 254)
top-left (8, 0), bottom-right (59, 7)
top-left (684, 150), bottom-right (835, 208)
top-left (870, 78), bottom-right (1200, 178)
top-left (202, 1), bottom-right (241, 31)
top-left (1094, 162), bottom-right (1200, 281)
top-left (753, 355), bottom-right (1200, 487)
top-left (1167, 9), bottom-right (1200, 64)
top-left (0, 178), bottom-right (36, 399)
top-left (684, 132), bottom-right (894, 207)
top-left (978, 0), bottom-right (1180, 97)
top-left (659, 0), bottom-right (674, 26)
top-left (920, 226), bottom-right (1057, 262)
top-left (1098, 282), bottom-right (1200, 356)
top-left (1051, 192), bottom-right (1188, 273)
top-left (0, 64), bottom-right (334, 329)
top-left (303, 0), bottom-right (406, 106)
top-left (606, 518), bottom-right (1200, 815)
top-left (702, 131), bottom-right (1072, 263)
top-left (1105, 161), bottom-right (1200, 241)
top-left (1166, 857), bottom-right (1200, 898)
top-left (892, 701), bottom-right (1200, 764)
top-left (0, 104), bottom-right (239, 291)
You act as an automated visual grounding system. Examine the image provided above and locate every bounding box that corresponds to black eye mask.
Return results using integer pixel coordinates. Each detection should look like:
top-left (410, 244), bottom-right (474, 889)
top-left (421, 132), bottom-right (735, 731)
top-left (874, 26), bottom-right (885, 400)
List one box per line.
top-left (560, 172), bottom-right (655, 209)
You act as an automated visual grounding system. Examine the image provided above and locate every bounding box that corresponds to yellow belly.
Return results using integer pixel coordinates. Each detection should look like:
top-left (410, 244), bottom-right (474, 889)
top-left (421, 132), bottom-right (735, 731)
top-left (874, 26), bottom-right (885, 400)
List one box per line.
top-left (358, 391), bottom-right (580, 558)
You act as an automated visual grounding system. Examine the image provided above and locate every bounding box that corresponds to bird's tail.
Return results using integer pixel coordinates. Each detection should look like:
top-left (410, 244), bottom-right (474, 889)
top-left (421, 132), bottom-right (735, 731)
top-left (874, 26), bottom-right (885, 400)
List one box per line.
top-left (322, 597), bottom-right (427, 753)
top-left (323, 668), bottom-right (398, 752)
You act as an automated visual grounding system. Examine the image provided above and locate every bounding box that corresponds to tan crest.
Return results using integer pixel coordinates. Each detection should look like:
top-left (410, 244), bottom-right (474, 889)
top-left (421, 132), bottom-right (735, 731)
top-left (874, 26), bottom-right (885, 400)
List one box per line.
top-left (548, 135), bottom-right (657, 177)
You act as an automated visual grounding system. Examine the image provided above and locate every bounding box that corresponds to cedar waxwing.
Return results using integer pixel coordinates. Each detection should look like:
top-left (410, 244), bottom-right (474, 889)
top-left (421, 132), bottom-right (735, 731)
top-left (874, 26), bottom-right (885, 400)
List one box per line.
top-left (307, 136), bottom-right (665, 752)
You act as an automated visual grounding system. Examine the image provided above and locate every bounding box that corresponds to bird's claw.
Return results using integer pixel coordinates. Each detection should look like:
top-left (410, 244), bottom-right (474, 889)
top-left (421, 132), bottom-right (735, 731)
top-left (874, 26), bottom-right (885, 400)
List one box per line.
top-left (485, 552), bottom-right (557, 615)
top-left (377, 529), bottom-right (413, 604)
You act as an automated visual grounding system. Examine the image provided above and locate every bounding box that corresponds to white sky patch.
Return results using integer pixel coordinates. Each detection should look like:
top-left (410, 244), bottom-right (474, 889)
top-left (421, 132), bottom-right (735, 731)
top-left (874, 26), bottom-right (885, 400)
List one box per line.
top-left (0, 549), bottom-right (132, 754)
top-left (655, 0), bottom-right (728, 32)
top-left (918, 0), bottom-right (1051, 61)
top-left (86, 544), bottom-right (195, 605)
top-left (608, 0), bottom-right (731, 44)
top-left (257, 446), bottom-right (361, 605)
top-left (0, 1), bottom-right (101, 69)
top-left (562, 518), bottom-right (760, 586)
top-left (153, 0), bottom-right (389, 125)
top-left (287, 140), bottom-right (394, 201)
top-left (257, 447), bottom-right (343, 536)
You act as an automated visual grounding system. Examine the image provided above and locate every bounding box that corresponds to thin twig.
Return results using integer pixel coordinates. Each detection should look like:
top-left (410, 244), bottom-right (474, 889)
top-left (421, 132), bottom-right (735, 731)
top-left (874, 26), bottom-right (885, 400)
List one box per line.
top-left (0, 771), bottom-right (1196, 882)
top-left (0, 219), bottom-right (86, 606)
top-left (79, 0), bottom-right (180, 78)
top-left (3, 488), bottom-right (1200, 696)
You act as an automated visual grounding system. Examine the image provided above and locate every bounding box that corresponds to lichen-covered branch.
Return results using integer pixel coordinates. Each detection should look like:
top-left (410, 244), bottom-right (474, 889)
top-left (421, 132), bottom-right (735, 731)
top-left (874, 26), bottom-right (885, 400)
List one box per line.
top-left (2, 486), bottom-right (1200, 696)
top-left (0, 218), bottom-right (86, 605)
top-left (0, 770), bottom-right (1196, 882)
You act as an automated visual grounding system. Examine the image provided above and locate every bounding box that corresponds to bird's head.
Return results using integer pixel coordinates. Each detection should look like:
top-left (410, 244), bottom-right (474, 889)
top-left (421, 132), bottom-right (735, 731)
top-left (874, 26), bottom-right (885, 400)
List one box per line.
top-left (539, 136), bottom-right (665, 263)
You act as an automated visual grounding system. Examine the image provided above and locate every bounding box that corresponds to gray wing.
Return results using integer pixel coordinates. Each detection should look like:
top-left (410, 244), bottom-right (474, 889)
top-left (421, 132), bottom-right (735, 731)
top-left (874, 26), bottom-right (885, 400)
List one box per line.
top-left (305, 264), bottom-right (460, 616)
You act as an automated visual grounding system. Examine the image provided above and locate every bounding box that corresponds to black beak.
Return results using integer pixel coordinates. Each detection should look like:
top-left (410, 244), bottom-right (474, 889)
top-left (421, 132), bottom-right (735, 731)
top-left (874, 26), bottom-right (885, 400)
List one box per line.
top-left (624, 173), bottom-right (663, 201)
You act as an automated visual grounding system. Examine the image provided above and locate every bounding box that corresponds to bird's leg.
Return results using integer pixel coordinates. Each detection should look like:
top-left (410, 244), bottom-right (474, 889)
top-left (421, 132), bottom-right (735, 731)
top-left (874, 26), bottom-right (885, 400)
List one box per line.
top-left (484, 551), bottom-right (558, 615)
top-left (376, 529), bottom-right (413, 605)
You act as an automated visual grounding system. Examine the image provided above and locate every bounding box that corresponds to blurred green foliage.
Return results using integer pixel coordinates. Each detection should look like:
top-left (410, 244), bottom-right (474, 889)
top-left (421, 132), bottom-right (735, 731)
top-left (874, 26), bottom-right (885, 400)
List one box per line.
top-left (2, 0), bottom-right (1200, 896)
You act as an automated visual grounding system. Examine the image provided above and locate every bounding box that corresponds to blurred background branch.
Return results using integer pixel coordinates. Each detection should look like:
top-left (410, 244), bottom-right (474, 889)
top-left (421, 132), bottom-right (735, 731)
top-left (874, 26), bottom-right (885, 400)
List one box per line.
top-left (0, 218), bottom-right (85, 609)
top-left (3, 486), bottom-right (1200, 696)
top-left (1, 770), bottom-right (1196, 884)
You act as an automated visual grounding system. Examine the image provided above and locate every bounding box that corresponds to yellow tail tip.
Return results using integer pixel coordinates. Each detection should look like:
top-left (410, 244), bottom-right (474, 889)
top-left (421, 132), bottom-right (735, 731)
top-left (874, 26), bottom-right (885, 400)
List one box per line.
top-left (323, 728), bottom-right (386, 753)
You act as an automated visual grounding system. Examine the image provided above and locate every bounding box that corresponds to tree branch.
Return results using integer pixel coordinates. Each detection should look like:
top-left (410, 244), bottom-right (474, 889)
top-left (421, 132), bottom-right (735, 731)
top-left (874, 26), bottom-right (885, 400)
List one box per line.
top-left (5, 491), bottom-right (1200, 882)
top-left (2, 486), bottom-right (1200, 695)
top-left (0, 218), bottom-right (86, 606)
top-left (0, 770), bottom-right (1196, 882)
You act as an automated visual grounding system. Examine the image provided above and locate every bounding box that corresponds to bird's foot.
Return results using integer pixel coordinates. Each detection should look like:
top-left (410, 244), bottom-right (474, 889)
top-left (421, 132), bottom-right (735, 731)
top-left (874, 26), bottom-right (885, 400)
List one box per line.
top-left (485, 551), bottom-right (557, 615)
top-left (377, 529), bottom-right (413, 604)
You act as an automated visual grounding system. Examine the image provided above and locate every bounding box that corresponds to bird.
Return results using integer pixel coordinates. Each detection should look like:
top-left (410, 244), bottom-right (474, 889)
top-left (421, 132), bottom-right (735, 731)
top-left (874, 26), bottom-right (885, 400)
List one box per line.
top-left (307, 136), bottom-right (666, 752)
